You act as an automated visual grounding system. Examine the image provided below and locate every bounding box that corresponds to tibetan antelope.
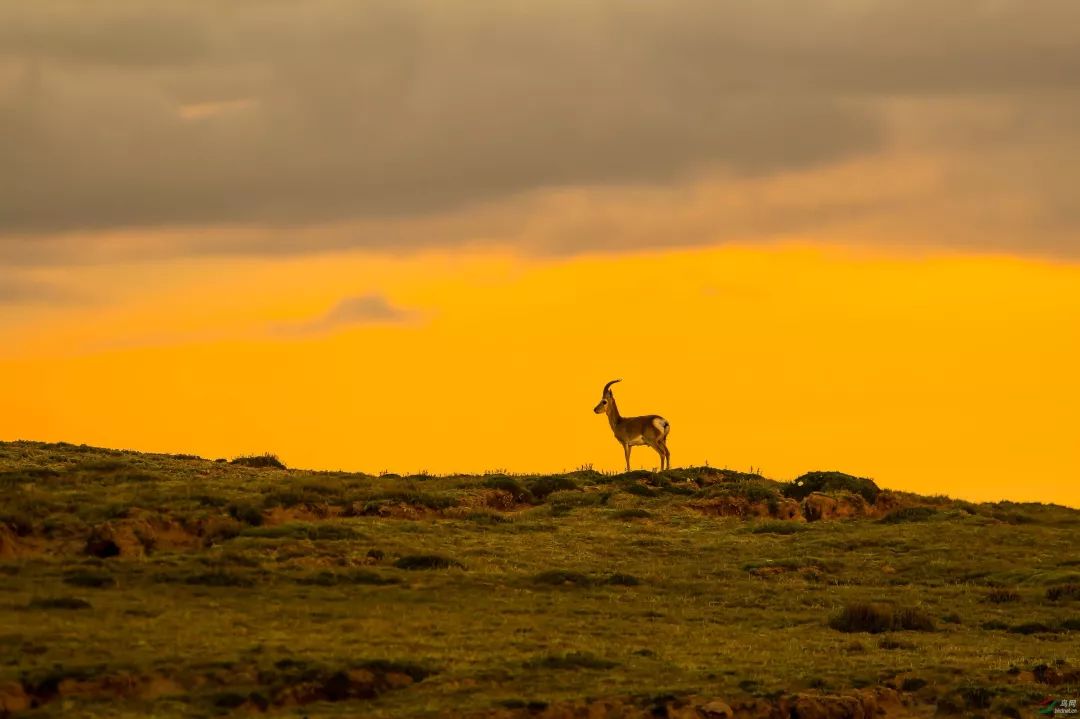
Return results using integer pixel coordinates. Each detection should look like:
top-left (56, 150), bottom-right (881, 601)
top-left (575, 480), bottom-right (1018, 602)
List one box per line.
top-left (593, 379), bottom-right (671, 471)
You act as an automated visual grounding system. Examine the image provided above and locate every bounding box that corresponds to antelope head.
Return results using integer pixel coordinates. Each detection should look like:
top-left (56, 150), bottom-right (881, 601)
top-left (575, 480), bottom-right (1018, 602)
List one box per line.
top-left (593, 379), bottom-right (621, 414)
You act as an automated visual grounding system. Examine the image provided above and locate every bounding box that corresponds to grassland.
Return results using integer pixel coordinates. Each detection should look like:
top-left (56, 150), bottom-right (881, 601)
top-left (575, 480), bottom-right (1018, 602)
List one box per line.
top-left (0, 441), bottom-right (1078, 718)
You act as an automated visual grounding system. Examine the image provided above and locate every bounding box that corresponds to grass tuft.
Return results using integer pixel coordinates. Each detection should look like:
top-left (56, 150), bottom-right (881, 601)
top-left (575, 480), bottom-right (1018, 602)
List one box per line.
top-left (62, 570), bottom-right (116, 589)
top-left (1046, 583), bottom-right (1080, 602)
top-left (605, 573), bottom-right (641, 586)
top-left (532, 570), bottom-right (593, 586)
top-left (612, 509), bottom-right (652, 520)
top-left (393, 554), bottom-right (463, 571)
top-left (751, 521), bottom-right (804, 534)
top-left (361, 491), bottom-right (458, 512)
top-left (524, 652), bottom-right (617, 670)
top-left (297, 570), bottom-right (400, 586)
top-left (464, 511), bottom-right (508, 525)
top-left (151, 567), bottom-right (258, 587)
top-left (985, 588), bottom-right (1021, 603)
top-left (28, 596), bottom-right (92, 610)
top-left (879, 507), bottom-right (938, 523)
top-left (240, 523), bottom-right (360, 541)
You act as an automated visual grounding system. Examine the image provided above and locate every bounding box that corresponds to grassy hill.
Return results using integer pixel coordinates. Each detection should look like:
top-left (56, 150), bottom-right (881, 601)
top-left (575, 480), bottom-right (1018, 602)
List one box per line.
top-left (0, 441), bottom-right (1078, 718)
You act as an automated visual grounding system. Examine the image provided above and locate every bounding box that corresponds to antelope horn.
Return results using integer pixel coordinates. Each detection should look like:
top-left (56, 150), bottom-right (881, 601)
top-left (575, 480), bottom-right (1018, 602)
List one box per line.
top-left (603, 379), bottom-right (622, 394)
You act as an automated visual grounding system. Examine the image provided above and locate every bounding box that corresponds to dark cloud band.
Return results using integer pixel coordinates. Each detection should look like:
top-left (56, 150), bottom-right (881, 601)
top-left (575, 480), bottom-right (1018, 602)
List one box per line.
top-left (0, 0), bottom-right (1078, 258)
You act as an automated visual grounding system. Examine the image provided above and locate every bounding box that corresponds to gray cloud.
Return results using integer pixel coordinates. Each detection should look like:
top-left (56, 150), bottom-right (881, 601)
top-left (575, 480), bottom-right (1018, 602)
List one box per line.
top-left (0, 273), bottom-right (79, 304)
top-left (0, 0), bottom-right (1079, 258)
top-left (273, 295), bottom-right (418, 336)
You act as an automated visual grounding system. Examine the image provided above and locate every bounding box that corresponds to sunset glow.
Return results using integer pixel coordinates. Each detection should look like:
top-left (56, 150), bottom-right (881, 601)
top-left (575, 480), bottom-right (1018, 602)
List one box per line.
top-left (3, 242), bottom-right (1077, 506)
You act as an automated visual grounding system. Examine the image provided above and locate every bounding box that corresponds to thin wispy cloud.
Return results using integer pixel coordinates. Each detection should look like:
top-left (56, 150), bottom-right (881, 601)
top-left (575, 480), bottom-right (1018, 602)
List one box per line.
top-left (0, 274), bottom-right (81, 305)
top-left (273, 294), bottom-right (420, 337)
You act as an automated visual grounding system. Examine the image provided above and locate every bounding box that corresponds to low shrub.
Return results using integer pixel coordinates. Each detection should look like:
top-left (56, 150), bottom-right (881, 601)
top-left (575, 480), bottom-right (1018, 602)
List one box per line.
top-left (526, 476), bottom-right (578, 501)
top-left (1008, 622), bottom-right (1057, 635)
top-left (549, 491), bottom-right (610, 508)
top-left (231, 454), bottom-right (287, 470)
top-left (829, 603), bottom-right (935, 633)
top-left (228, 502), bottom-right (265, 526)
top-left (785, 471), bottom-right (880, 504)
top-left (623, 484), bottom-right (659, 498)
top-left (483, 477), bottom-right (533, 503)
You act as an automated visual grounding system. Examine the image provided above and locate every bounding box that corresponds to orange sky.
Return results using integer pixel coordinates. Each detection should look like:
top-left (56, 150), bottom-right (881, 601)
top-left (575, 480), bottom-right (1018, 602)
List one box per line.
top-left (2, 242), bottom-right (1077, 507)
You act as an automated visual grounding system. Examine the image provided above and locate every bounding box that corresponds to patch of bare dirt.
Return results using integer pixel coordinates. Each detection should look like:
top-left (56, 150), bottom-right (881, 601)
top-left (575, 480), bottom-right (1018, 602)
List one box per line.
top-left (52, 673), bottom-right (182, 701)
top-left (0, 681), bottom-right (30, 716)
top-left (866, 491), bottom-right (941, 519)
top-left (802, 492), bottom-right (870, 521)
top-left (746, 563), bottom-right (829, 581)
top-left (0, 527), bottom-right (41, 559)
top-left (689, 487), bottom-right (945, 525)
top-left (15, 660), bottom-right (431, 714)
top-left (1010, 661), bottom-right (1080, 687)
top-left (689, 497), bottom-right (774, 519)
top-left (262, 505), bottom-right (340, 525)
top-left (461, 687), bottom-right (924, 719)
top-left (84, 510), bottom-right (203, 558)
top-left (688, 496), bottom-right (803, 521)
top-left (772, 498), bottom-right (802, 520)
top-left (477, 489), bottom-right (529, 512)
